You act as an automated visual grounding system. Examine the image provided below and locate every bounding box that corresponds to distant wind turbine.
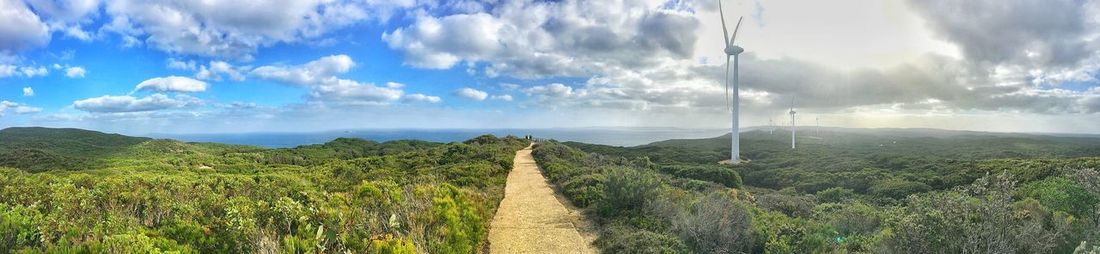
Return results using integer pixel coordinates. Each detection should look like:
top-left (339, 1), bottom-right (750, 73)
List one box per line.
top-left (769, 118), bottom-right (775, 135)
top-left (790, 99), bottom-right (797, 149)
top-left (719, 0), bottom-right (745, 164)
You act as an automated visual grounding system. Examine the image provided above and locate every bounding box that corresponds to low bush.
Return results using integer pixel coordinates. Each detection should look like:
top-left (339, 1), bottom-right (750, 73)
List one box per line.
top-left (659, 164), bottom-right (743, 188)
top-left (601, 167), bottom-right (662, 216)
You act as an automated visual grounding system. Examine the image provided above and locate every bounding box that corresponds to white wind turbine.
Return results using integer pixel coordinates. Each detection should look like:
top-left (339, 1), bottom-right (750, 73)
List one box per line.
top-left (790, 98), bottom-right (797, 149)
top-left (769, 118), bottom-right (775, 135)
top-left (719, 0), bottom-right (745, 164)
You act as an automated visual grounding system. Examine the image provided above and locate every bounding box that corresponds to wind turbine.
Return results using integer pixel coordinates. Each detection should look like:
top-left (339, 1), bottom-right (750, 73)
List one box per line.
top-left (790, 99), bottom-right (797, 149)
top-left (719, 0), bottom-right (745, 164)
top-left (769, 118), bottom-right (774, 135)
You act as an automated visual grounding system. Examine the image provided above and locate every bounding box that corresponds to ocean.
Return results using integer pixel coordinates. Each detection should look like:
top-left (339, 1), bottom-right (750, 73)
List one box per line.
top-left (151, 128), bottom-right (731, 148)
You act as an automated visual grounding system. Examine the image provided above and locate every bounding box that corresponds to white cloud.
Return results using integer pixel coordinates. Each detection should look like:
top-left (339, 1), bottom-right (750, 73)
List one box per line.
top-left (490, 94), bottom-right (513, 101)
top-left (166, 58), bottom-right (196, 71)
top-left (455, 87), bottom-right (488, 101)
top-left (65, 66), bottom-right (86, 78)
top-left (13, 105), bottom-right (41, 114)
top-left (0, 100), bottom-right (42, 116)
top-left (403, 93), bottom-right (442, 103)
top-left (250, 55), bottom-right (354, 85)
top-left (22, 87), bottom-right (33, 96)
top-left (25, 0), bottom-right (101, 41)
top-left (308, 79), bottom-right (404, 105)
top-left (196, 61), bottom-right (247, 81)
top-left (73, 93), bottom-right (202, 113)
top-left (99, 0), bottom-right (382, 59)
top-left (382, 1), bottom-right (699, 78)
top-left (0, 65), bottom-right (15, 77)
top-left (19, 66), bottom-right (48, 77)
top-left (0, 0), bottom-right (51, 52)
top-left (524, 83), bottom-right (575, 98)
top-left (134, 76), bottom-right (208, 93)
top-left (252, 55), bottom-right (406, 105)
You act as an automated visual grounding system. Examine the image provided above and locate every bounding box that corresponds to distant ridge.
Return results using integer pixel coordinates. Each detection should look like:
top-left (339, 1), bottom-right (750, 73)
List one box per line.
top-left (0, 127), bottom-right (151, 172)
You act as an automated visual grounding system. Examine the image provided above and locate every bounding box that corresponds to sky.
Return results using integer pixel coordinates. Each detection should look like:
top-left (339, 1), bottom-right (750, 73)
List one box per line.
top-left (1, 0), bottom-right (1099, 135)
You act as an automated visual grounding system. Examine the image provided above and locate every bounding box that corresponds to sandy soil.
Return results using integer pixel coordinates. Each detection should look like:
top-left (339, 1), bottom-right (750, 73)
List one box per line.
top-left (488, 144), bottom-right (597, 254)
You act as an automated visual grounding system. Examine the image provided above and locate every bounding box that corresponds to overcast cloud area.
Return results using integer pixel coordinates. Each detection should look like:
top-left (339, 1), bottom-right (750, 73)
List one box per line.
top-left (1, 0), bottom-right (1099, 134)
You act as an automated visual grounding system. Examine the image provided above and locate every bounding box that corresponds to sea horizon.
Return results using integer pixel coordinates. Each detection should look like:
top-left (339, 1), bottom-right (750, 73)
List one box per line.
top-left (148, 127), bottom-right (732, 148)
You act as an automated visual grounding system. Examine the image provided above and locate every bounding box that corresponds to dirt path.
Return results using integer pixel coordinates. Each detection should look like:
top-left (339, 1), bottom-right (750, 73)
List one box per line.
top-left (489, 144), bottom-right (597, 254)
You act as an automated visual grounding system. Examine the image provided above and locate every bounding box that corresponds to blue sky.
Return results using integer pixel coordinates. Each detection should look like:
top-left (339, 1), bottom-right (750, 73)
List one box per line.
top-left (1, 0), bottom-right (1099, 134)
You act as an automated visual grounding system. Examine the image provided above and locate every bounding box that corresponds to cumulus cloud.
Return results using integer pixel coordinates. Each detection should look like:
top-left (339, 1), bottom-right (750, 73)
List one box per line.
top-left (23, 87), bottom-right (33, 96)
top-left (65, 66), bottom-right (86, 78)
top-left (0, 101), bottom-right (42, 116)
top-left (382, 1), bottom-right (699, 79)
top-left (308, 79), bottom-right (404, 105)
top-left (908, 0), bottom-right (1093, 69)
top-left (26, 0), bottom-right (102, 41)
top-left (524, 83), bottom-right (575, 98)
top-left (133, 76), bottom-right (208, 93)
top-left (0, 65), bottom-right (15, 78)
top-left (455, 87), bottom-right (488, 101)
top-left (17, 65), bottom-right (48, 77)
top-left (166, 58), bottom-right (196, 71)
top-left (98, 0), bottom-right (386, 59)
top-left (490, 94), bottom-right (513, 101)
top-left (0, 0), bottom-right (51, 53)
top-left (73, 93), bottom-right (202, 113)
top-left (251, 55), bottom-right (354, 85)
top-left (196, 61), bottom-right (247, 81)
top-left (403, 93), bottom-right (442, 103)
top-left (252, 55), bottom-right (406, 105)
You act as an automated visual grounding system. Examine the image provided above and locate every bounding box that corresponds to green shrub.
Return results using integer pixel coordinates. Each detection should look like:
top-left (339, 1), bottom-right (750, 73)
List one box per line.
top-left (596, 225), bottom-right (690, 254)
top-left (601, 167), bottom-right (661, 216)
top-left (427, 184), bottom-right (484, 254)
top-left (750, 209), bottom-right (833, 254)
top-left (754, 192), bottom-right (816, 218)
top-left (0, 204), bottom-right (42, 251)
top-left (886, 174), bottom-right (1073, 253)
top-left (658, 164), bottom-right (742, 188)
top-left (869, 178), bottom-right (932, 199)
top-left (673, 192), bottom-right (752, 253)
top-left (1019, 177), bottom-right (1100, 218)
top-left (816, 187), bottom-right (856, 203)
top-left (371, 235), bottom-right (416, 254)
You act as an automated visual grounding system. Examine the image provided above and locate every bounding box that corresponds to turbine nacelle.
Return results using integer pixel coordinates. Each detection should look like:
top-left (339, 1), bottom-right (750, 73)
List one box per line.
top-left (725, 45), bottom-right (744, 56)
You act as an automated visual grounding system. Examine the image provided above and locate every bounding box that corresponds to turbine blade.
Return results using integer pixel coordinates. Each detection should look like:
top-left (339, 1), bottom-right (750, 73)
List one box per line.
top-left (718, 0), bottom-right (730, 48)
top-left (731, 16), bottom-right (743, 45)
top-left (724, 55), bottom-right (731, 112)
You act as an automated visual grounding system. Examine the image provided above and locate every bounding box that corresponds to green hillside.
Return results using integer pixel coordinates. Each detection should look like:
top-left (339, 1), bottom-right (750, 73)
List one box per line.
top-left (0, 127), bottom-right (528, 253)
top-left (0, 127), bottom-right (152, 172)
top-left (538, 129), bottom-right (1100, 253)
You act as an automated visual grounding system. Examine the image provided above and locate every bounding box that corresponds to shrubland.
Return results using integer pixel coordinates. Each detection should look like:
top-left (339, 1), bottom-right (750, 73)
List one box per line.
top-left (535, 129), bottom-right (1100, 253)
top-left (0, 127), bottom-right (528, 253)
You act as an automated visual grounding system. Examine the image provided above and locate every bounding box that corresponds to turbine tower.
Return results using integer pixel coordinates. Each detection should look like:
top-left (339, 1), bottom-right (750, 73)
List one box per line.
top-left (718, 0), bottom-right (745, 164)
top-left (769, 118), bottom-right (774, 135)
top-left (790, 99), bottom-right (797, 149)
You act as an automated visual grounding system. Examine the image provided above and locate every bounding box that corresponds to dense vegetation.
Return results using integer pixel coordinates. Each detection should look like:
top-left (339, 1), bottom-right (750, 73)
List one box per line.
top-left (0, 127), bottom-right (529, 253)
top-left (535, 129), bottom-right (1100, 253)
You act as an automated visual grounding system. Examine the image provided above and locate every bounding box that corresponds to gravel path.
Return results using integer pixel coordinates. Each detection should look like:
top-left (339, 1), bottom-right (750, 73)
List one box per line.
top-left (489, 144), bottom-right (597, 254)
